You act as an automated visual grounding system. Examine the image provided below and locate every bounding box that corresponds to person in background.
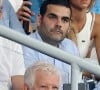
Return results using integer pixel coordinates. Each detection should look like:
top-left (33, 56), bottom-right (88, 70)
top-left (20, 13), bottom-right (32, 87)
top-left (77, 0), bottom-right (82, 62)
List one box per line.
top-left (8, 0), bottom-right (23, 12)
top-left (15, 0), bottom-right (43, 23)
top-left (24, 61), bottom-right (61, 90)
top-left (0, 0), bottom-right (24, 33)
top-left (67, 0), bottom-right (100, 89)
top-left (12, 0), bottom-right (44, 33)
top-left (8, 0), bottom-right (32, 21)
top-left (8, 0), bottom-right (34, 33)
top-left (23, 0), bottom-right (81, 89)
top-left (0, 0), bottom-right (25, 90)
top-left (68, 0), bottom-right (100, 64)
top-left (0, 37), bottom-right (25, 90)
top-left (8, 0), bottom-right (44, 33)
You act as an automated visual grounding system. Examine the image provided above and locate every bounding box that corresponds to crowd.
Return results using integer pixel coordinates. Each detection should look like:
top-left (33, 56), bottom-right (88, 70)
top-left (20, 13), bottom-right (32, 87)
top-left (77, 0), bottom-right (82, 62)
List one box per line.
top-left (0, 0), bottom-right (100, 90)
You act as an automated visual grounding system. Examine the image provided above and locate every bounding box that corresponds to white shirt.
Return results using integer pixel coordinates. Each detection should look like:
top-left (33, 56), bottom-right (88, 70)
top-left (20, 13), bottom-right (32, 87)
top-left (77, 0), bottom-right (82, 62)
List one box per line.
top-left (0, 37), bottom-right (25, 90)
top-left (8, 0), bottom-right (23, 12)
top-left (77, 13), bottom-right (94, 58)
top-left (77, 12), bottom-right (98, 65)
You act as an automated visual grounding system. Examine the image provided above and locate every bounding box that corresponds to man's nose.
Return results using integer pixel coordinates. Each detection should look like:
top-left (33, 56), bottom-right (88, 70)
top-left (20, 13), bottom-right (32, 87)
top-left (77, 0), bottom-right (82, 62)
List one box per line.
top-left (56, 18), bottom-right (62, 28)
top-left (48, 87), bottom-right (54, 90)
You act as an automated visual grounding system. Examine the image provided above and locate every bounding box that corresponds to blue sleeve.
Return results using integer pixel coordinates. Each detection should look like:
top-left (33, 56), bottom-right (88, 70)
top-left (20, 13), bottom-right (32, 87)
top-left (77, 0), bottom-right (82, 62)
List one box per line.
top-left (22, 45), bottom-right (38, 69)
top-left (69, 41), bottom-right (80, 56)
top-left (5, 0), bottom-right (25, 34)
top-left (62, 39), bottom-right (80, 56)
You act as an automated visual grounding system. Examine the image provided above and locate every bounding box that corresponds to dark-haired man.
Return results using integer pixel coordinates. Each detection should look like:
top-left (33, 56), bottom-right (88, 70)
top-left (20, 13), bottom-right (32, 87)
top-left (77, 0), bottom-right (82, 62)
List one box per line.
top-left (23, 0), bottom-right (81, 89)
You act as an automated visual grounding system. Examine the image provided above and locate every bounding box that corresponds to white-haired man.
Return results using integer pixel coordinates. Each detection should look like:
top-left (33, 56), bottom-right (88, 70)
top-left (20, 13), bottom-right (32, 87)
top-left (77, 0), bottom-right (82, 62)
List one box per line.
top-left (24, 61), bottom-right (61, 90)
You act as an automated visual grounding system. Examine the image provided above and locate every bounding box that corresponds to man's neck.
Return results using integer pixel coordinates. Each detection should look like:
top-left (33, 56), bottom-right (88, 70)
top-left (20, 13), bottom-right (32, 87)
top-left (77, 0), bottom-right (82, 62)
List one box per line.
top-left (43, 38), bottom-right (59, 47)
top-left (38, 30), bottom-right (60, 47)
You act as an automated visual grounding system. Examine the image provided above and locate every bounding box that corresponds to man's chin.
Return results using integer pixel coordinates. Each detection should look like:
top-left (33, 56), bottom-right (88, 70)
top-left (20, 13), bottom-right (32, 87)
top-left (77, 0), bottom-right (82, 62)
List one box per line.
top-left (53, 38), bottom-right (64, 43)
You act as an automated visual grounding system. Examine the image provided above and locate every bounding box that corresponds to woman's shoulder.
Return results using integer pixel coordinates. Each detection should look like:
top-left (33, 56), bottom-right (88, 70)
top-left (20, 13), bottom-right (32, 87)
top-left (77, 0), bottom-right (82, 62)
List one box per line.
top-left (91, 13), bottom-right (100, 38)
top-left (95, 14), bottom-right (100, 24)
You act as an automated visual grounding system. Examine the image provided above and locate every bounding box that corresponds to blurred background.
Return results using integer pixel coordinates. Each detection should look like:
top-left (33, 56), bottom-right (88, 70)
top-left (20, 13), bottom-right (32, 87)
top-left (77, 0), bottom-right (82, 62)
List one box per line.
top-left (91, 0), bottom-right (100, 14)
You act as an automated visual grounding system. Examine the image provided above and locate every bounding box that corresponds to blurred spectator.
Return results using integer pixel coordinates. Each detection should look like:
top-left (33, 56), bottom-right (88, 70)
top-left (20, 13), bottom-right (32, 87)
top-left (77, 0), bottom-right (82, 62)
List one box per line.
top-left (23, 0), bottom-right (81, 90)
top-left (8, 0), bottom-right (23, 12)
top-left (0, 0), bottom-right (25, 33)
top-left (24, 61), bottom-right (61, 90)
top-left (0, 0), bottom-right (25, 90)
top-left (68, 0), bottom-right (100, 64)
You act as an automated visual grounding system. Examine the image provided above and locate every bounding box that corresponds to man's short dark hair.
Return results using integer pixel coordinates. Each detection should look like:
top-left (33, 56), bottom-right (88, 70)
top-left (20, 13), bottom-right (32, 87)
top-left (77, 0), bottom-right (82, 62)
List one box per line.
top-left (40, 0), bottom-right (72, 17)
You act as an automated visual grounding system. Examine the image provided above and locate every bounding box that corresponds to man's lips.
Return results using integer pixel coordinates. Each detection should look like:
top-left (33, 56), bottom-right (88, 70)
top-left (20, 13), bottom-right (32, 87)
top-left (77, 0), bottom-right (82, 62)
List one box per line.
top-left (55, 30), bottom-right (63, 35)
top-left (51, 28), bottom-right (63, 35)
top-left (80, 0), bottom-right (88, 3)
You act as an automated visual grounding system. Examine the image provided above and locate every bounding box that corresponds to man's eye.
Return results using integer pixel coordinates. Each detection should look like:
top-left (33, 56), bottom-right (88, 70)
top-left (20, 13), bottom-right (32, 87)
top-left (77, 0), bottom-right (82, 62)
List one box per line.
top-left (62, 17), bottom-right (70, 23)
top-left (48, 15), bottom-right (56, 19)
top-left (63, 19), bottom-right (70, 23)
top-left (53, 87), bottom-right (59, 90)
top-left (40, 85), bottom-right (47, 89)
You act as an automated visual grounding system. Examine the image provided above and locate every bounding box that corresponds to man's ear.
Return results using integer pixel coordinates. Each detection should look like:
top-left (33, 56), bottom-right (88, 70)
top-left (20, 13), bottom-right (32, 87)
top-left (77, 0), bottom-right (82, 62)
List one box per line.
top-left (37, 14), bottom-right (42, 27)
top-left (24, 84), bottom-right (29, 90)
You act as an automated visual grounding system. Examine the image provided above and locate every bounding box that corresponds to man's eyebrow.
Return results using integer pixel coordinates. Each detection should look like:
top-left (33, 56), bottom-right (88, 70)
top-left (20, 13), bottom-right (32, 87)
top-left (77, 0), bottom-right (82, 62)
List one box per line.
top-left (48, 13), bottom-right (70, 19)
top-left (47, 13), bottom-right (57, 17)
top-left (47, 13), bottom-right (71, 21)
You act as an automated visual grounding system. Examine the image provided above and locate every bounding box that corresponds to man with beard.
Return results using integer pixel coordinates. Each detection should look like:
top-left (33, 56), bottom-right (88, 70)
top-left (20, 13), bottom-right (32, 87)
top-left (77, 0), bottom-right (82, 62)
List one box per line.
top-left (23, 0), bottom-right (81, 89)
